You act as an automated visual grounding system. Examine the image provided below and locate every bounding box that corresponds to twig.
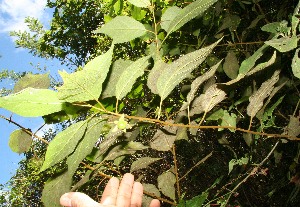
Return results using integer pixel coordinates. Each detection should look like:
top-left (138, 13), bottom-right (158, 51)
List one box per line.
top-left (223, 141), bottom-right (280, 205)
top-left (179, 152), bottom-right (213, 182)
top-left (172, 144), bottom-right (181, 199)
top-left (0, 114), bottom-right (49, 144)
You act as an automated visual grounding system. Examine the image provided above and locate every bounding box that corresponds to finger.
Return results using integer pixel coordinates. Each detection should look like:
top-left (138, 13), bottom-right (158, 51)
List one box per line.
top-left (149, 199), bottom-right (161, 207)
top-left (116, 173), bottom-right (135, 207)
top-left (60, 192), bottom-right (101, 207)
top-left (130, 182), bottom-right (143, 207)
top-left (100, 177), bottom-right (120, 205)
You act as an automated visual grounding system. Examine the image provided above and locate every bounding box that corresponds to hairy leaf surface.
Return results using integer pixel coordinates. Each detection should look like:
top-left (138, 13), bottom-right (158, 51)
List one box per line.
top-left (157, 39), bottom-right (221, 100)
top-left (94, 16), bottom-right (147, 43)
top-left (115, 56), bottom-right (150, 100)
top-left (166, 0), bottom-right (218, 35)
top-left (150, 125), bottom-right (177, 151)
top-left (0, 88), bottom-right (65, 117)
top-left (147, 59), bottom-right (167, 95)
top-left (247, 70), bottom-right (280, 117)
top-left (186, 60), bottom-right (222, 106)
top-left (58, 46), bottom-right (114, 102)
top-left (190, 84), bottom-right (226, 116)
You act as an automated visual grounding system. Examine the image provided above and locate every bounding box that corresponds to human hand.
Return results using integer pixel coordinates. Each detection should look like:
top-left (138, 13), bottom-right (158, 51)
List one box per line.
top-left (60, 173), bottom-right (160, 207)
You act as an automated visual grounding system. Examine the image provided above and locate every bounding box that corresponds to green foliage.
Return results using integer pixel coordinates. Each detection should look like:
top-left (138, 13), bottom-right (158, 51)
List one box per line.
top-left (3, 0), bottom-right (300, 206)
top-left (9, 129), bottom-right (32, 154)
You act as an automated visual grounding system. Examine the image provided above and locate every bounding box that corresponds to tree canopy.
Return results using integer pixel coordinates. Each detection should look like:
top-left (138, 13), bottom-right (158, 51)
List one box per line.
top-left (1, 0), bottom-right (300, 206)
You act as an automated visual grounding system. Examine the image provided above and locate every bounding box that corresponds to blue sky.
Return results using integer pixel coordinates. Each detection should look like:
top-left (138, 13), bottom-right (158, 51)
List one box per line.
top-left (0, 0), bottom-right (65, 185)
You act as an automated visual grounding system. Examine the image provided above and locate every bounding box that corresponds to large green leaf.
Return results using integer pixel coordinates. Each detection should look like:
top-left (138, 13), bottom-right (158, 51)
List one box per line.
top-left (9, 129), bottom-right (32, 154)
top-left (0, 88), bottom-right (65, 117)
top-left (265, 36), bottom-right (298, 52)
top-left (115, 56), bottom-right (150, 100)
top-left (58, 46), bottom-right (114, 102)
top-left (166, 0), bottom-right (218, 35)
top-left (223, 51), bottom-right (239, 79)
top-left (130, 157), bottom-right (161, 172)
top-left (239, 44), bottom-right (269, 75)
top-left (66, 117), bottom-right (106, 173)
top-left (40, 119), bottom-right (89, 172)
top-left (186, 60), bottom-right (221, 106)
top-left (150, 124), bottom-right (177, 151)
top-left (157, 39), bottom-right (221, 101)
top-left (161, 6), bottom-right (182, 32)
top-left (102, 59), bottom-right (133, 99)
top-left (147, 59), bottom-right (167, 95)
top-left (157, 171), bottom-right (176, 200)
top-left (247, 70), bottom-right (280, 118)
top-left (190, 84), bottom-right (226, 116)
top-left (94, 16), bottom-right (147, 43)
top-left (127, 0), bottom-right (150, 7)
top-left (41, 171), bottom-right (72, 207)
top-left (13, 73), bottom-right (50, 93)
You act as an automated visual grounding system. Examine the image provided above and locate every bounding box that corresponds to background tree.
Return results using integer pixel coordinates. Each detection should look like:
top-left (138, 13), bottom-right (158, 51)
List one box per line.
top-left (1, 0), bottom-right (300, 206)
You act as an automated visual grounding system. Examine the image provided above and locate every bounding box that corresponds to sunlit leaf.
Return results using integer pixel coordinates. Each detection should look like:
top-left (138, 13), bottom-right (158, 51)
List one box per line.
top-left (157, 171), bottom-right (176, 200)
top-left (40, 119), bottom-right (88, 172)
top-left (265, 36), bottom-right (298, 52)
top-left (239, 44), bottom-right (269, 75)
top-left (58, 46), bottom-right (114, 102)
top-left (147, 59), bottom-right (167, 95)
top-left (247, 70), bottom-right (280, 118)
top-left (0, 88), bottom-right (65, 117)
top-left (157, 39), bottom-right (222, 101)
top-left (115, 55), bottom-right (150, 100)
top-left (190, 84), bottom-right (226, 116)
top-left (9, 129), bottom-right (32, 154)
top-left (127, 0), bottom-right (150, 7)
top-left (223, 51), bottom-right (239, 79)
top-left (292, 48), bottom-right (300, 79)
top-left (166, 0), bottom-right (218, 35)
top-left (102, 59), bottom-right (133, 98)
top-left (13, 73), bottom-right (50, 93)
top-left (94, 16), bottom-right (147, 43)
top-left (130, 157), bottom-right (161, 172)
top-left (161, 6), bottom-right (182, 32)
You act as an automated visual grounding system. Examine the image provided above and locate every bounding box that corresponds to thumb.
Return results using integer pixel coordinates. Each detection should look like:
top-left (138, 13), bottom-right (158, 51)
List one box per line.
top-left (60, 192), bottom-right (102, 207)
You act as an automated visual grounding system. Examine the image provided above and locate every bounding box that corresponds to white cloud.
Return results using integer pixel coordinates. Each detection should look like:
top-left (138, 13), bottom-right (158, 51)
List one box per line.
top-left (0, 0), bottom-right (48, 33)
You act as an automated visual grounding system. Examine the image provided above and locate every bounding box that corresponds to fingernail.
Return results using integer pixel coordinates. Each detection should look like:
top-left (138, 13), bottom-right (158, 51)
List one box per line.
top-left (60, 193), bottom-right (72, 207)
